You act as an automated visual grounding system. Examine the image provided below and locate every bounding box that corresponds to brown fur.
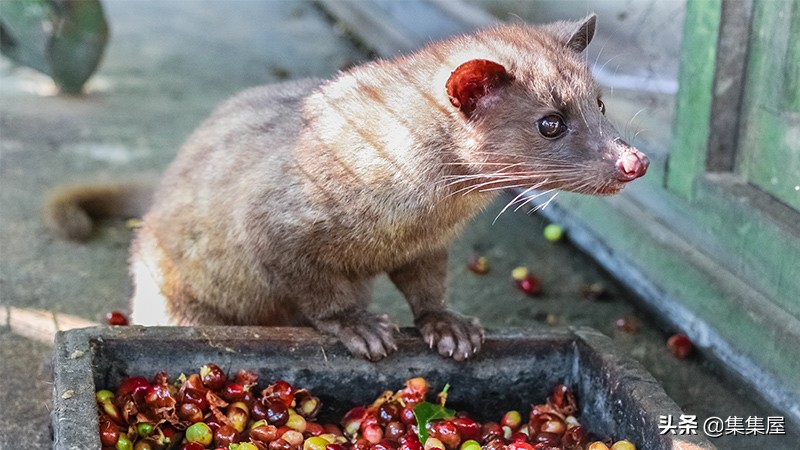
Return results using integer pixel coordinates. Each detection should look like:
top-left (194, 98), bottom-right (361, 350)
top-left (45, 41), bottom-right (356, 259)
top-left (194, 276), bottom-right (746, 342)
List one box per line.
top-left (46, 16), bottom-right (648, 361)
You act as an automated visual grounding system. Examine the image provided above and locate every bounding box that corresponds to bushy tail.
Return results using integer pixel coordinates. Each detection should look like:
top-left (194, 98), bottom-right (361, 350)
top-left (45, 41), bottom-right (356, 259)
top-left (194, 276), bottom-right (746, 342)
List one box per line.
top-left (44, 182), bottom-right (155, 241)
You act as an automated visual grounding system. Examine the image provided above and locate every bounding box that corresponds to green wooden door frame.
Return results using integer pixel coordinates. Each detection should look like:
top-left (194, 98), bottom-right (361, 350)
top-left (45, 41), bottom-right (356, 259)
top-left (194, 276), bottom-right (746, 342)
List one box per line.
top-left (738, 0), bottom-right (800, 210)
top-left (667, 0), bottom-right (722, 196)
top-left (664, 0), bottom-right (800, 313)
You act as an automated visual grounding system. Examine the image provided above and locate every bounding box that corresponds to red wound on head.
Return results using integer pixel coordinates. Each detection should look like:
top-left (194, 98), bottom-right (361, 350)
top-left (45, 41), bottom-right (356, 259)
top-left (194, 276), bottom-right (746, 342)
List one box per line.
top-left (446, 59), bottom-right (511, 117)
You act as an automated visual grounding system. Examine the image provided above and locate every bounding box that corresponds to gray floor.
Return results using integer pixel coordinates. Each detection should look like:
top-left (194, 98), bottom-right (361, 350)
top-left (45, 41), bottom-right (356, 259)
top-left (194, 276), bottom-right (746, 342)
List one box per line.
top-left (0, 1), bottom-right (795, 448)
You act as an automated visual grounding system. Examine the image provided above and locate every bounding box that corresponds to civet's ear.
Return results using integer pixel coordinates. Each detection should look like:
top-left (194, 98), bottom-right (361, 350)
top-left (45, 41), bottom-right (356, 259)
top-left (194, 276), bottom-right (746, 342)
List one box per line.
top-left (445, 59), bottom-right (512, 118)
top-left (549, 14), bottom-right (597, 53)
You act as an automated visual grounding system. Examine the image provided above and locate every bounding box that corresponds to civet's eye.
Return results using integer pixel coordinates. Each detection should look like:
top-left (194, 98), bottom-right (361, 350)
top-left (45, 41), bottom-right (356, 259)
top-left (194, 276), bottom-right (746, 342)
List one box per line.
top-left (597, 98), bottom-right (606, 115)
top-left (537, 114), bottom-right (567, 139)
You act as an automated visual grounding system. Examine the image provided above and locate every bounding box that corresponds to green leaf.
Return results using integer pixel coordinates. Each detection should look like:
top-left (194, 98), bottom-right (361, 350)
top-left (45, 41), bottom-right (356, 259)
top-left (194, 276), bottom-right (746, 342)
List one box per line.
top-left (413, 401), bottom-right (455, 444)
top-left (0, 0), bottom-right (108, 93)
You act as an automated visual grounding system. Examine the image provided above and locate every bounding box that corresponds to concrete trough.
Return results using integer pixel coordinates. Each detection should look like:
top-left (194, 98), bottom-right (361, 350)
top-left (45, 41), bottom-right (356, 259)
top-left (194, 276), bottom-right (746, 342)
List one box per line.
top-left (52, 326), bottom-right (714, 449)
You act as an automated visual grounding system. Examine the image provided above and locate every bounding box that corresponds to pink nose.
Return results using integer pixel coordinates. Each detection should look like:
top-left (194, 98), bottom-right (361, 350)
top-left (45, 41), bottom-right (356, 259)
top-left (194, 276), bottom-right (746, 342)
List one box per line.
top-left (616, 152), bottom-right (649, 181)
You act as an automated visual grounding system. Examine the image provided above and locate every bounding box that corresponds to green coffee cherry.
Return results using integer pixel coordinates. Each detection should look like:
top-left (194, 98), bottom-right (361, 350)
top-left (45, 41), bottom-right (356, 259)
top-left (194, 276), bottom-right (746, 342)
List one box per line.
top-left (115, 434), bottom-right (133, 450)
top-left (136, 422), bottom-right (153, 438)
top-left (96, 389), bottom-right (114, 403)
top-left (543, 224), bottom-right (564, 242)
top-left (185, 422), bottom-right (213, 446)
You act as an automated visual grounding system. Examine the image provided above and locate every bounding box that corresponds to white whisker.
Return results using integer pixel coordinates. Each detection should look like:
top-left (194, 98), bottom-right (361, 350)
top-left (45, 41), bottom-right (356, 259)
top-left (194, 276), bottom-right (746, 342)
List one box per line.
top-left (626, 108), bottom-right (646, 139)
top-left (513, 188), bottom-right (555, 213)
top-left (492, 185), bottom-right (541, 225)
top-left (528, 191), bottom-right (559, 214)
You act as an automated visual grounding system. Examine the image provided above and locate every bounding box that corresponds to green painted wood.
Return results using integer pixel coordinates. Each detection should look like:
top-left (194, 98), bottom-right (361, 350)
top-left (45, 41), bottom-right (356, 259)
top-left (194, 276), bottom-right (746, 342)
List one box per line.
top-left (666, 0), bottom-right (721, 199)
top-left (694, 176), bottom-right (800, 318)
top-left (557, 174), bottom-right (800, 324)
top-left (786, 3), bottom-right (800, 112)
top-left (652, 175), bottom-right (799, 320)
top-left (661, 0), bottom-right (800, 314)
top-left (552, 191), bottom-right (800, 417)
top-left (738, 0), bottom-right (800, 210)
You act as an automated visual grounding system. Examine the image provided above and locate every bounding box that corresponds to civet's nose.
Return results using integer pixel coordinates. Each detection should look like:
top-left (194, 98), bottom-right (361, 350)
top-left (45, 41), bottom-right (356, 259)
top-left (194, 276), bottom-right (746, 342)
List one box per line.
top-left (616, 151), bottom-right (649, 182)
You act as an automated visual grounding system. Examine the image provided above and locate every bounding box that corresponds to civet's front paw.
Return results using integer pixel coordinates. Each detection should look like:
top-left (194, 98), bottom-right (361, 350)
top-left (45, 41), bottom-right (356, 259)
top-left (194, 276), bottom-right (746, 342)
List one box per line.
top-left (315, 311), bottom-right (398, 361)
top-left (415, 310), bottom-right (484, 361)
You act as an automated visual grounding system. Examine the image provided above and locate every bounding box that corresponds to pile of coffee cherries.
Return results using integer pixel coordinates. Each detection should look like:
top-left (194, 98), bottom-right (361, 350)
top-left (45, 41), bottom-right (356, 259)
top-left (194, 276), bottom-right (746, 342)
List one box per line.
top-left (95, 367), bottom-right (635, 450)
